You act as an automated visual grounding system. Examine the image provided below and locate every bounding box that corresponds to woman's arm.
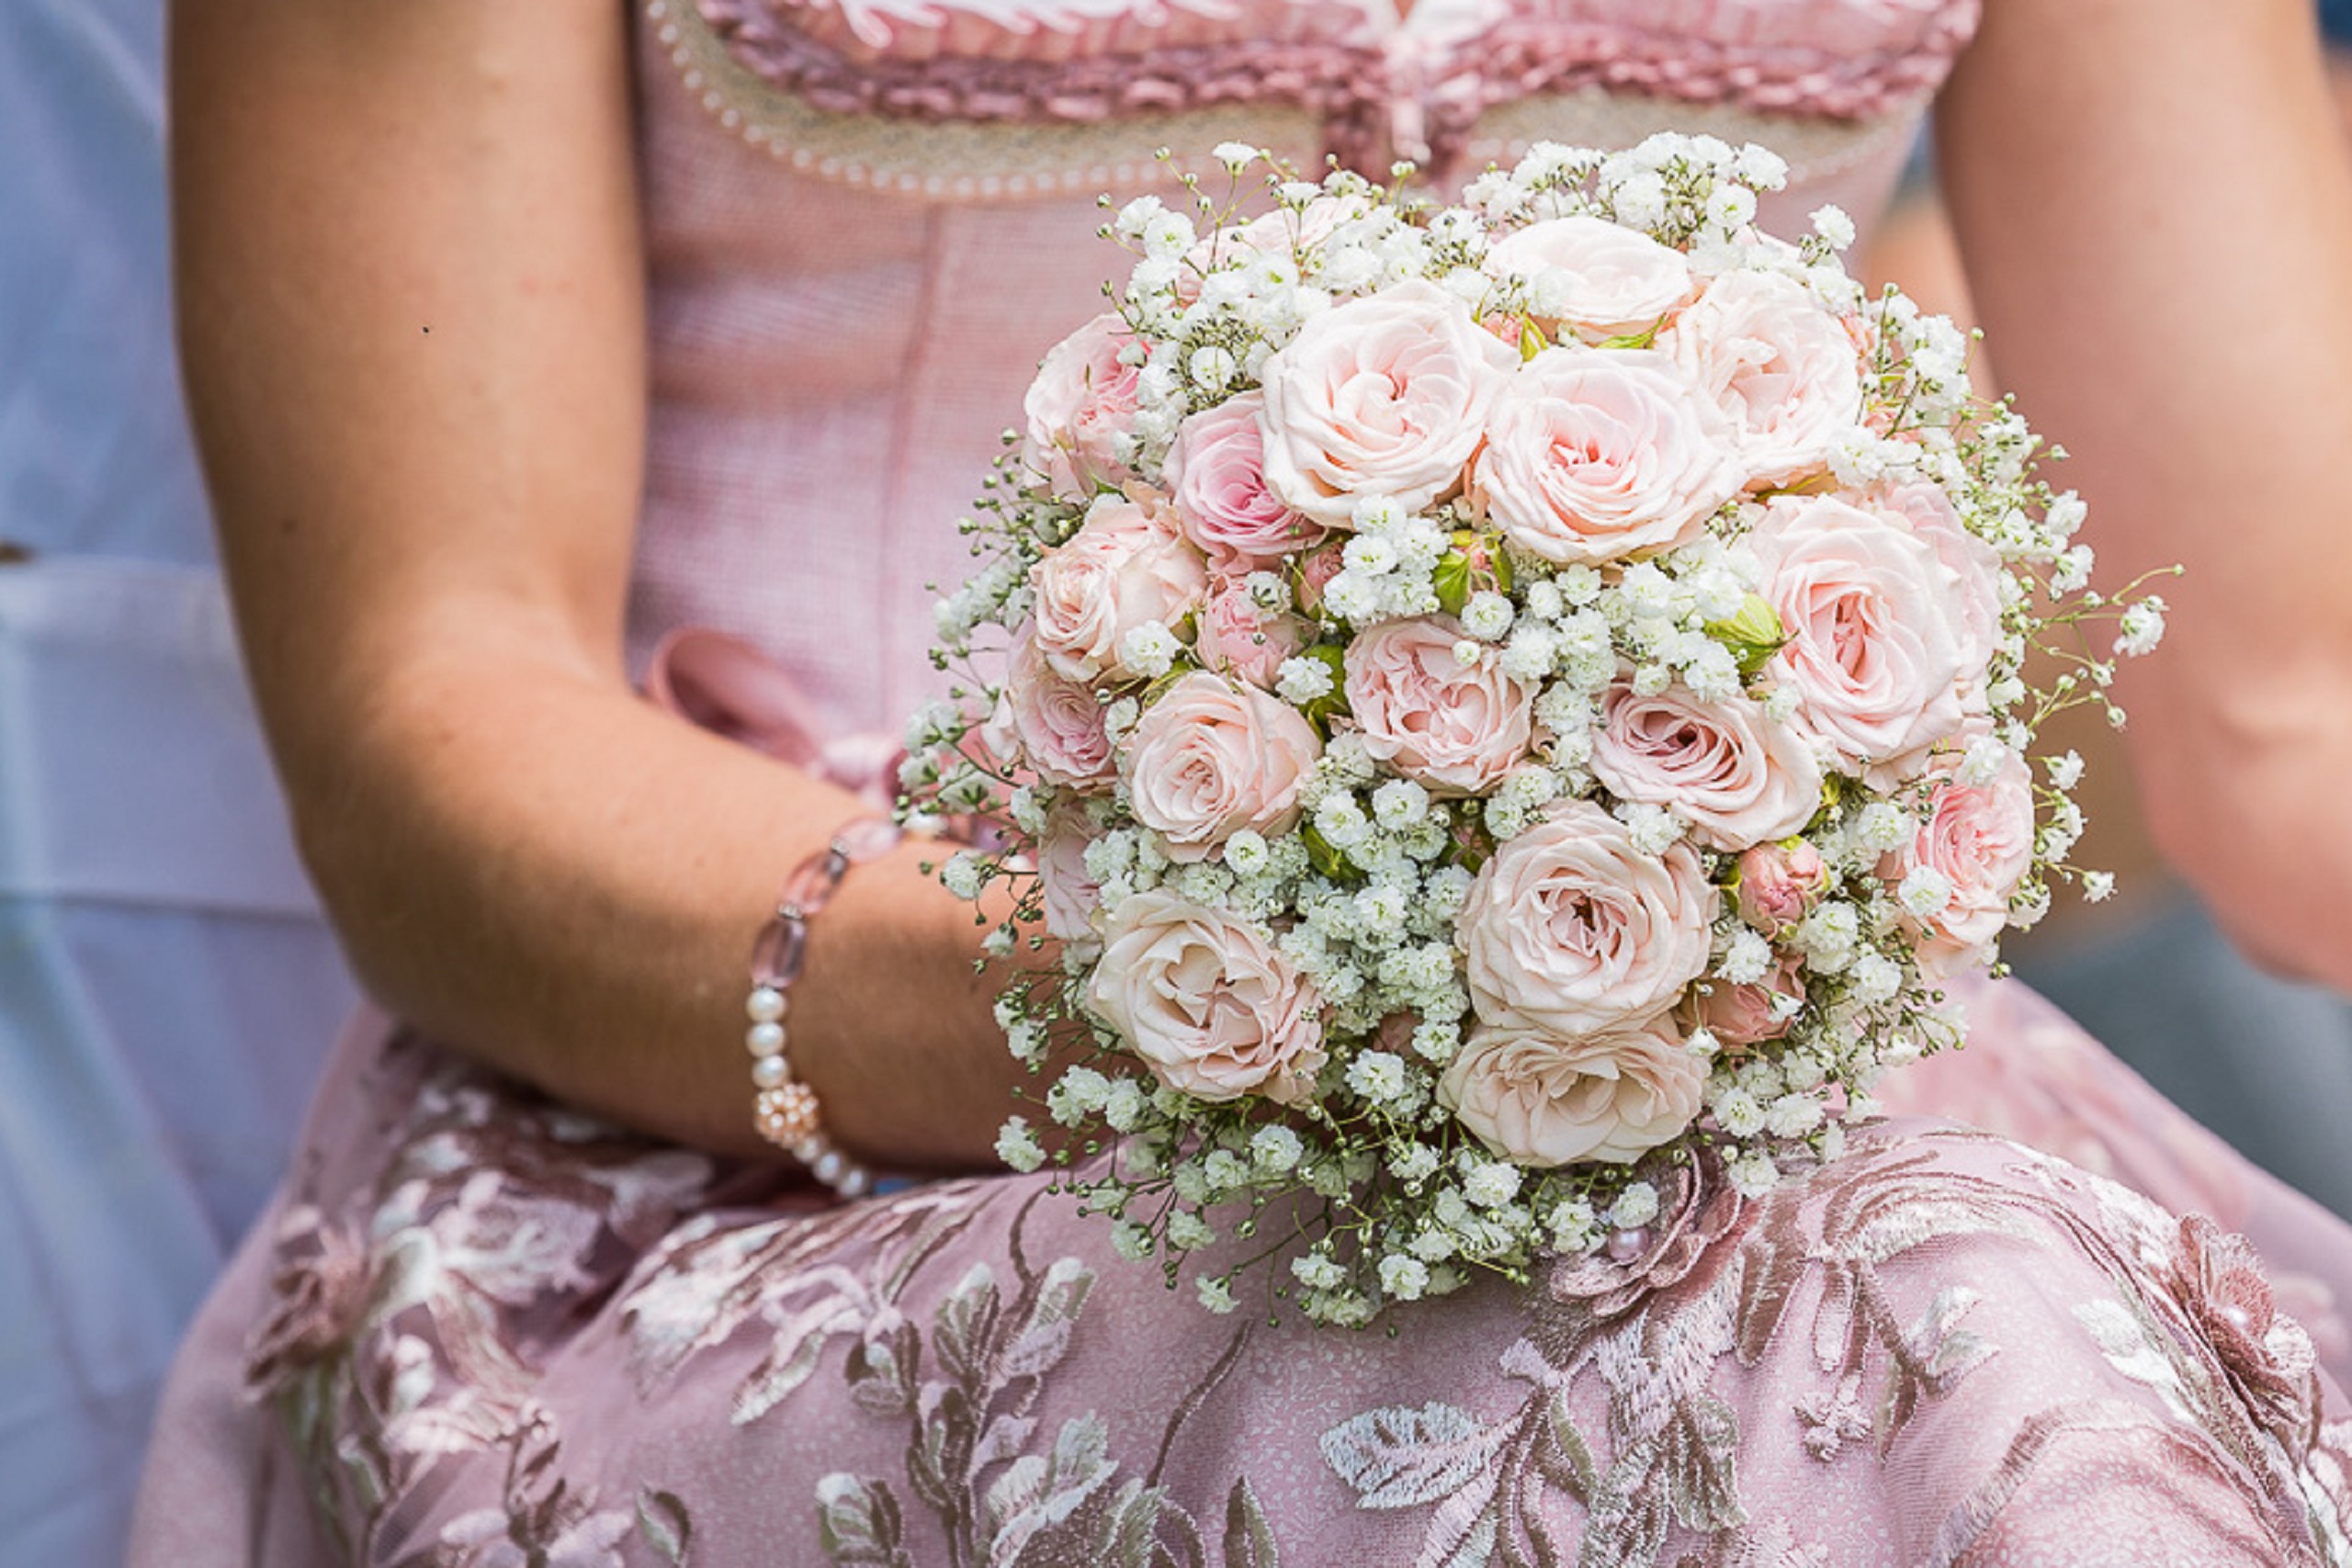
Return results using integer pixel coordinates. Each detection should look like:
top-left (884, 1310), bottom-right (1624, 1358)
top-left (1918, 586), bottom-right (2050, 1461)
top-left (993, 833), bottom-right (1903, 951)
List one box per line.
top-left (173, 0), bottom-right (1041, 1161)
top-left (1937, 0), bottom-right (2352, 987)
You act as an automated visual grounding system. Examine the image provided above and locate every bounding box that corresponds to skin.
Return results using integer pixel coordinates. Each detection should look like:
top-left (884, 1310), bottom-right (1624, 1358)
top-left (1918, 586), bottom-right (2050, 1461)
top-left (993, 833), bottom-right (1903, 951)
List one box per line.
top-left (170, 0), bottom-right (2352, 1164)
top-left (1938, 0), bottom-right (2352, 984)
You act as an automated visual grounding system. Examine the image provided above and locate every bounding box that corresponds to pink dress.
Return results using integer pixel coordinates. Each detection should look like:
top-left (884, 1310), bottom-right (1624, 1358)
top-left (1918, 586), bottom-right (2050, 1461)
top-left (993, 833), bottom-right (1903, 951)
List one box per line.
top-left (132, 2), bottom-right (2352, 1562)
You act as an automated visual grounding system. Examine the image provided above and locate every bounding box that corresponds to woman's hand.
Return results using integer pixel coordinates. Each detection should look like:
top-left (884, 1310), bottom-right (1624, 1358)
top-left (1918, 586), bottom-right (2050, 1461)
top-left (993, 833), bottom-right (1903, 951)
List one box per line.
top-left (1939, 0), bottom-right (2352, 988)
top-left (172, 0), bottom-right (1040, 1164)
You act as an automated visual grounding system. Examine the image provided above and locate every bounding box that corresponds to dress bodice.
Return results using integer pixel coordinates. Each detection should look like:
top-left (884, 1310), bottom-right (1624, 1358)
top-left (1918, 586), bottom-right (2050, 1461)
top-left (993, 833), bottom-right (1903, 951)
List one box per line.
top-left (626, 0), bottom-right (1979, 742)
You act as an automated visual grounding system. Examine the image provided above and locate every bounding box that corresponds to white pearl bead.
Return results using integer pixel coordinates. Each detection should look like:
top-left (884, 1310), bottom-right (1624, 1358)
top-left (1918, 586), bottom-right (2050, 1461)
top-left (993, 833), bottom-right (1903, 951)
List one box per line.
top-left (791, 1136), bottom-right (824, 1164)
top-left (746, 986), bottom-right (787, 1023)
top-left (836, 1168), bottom-right (872, 1199)
top-left (746, 1021), bottom-right (786, 1057)
top-left (813, 1150), bottom-right (845, 1186)
top-left (752, 1055), bottom-right (791, 1089)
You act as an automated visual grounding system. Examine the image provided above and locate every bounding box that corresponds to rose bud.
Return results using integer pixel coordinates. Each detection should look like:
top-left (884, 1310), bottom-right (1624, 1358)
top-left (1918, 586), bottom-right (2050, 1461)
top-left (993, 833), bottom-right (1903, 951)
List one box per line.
top-left (1736, 839), bottom-right (1827, 936)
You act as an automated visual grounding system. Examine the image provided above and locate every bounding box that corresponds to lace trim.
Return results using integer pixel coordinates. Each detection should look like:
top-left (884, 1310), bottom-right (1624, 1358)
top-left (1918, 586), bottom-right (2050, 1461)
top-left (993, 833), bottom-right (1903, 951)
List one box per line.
top-left (690, 0), bottom-right (1976, 123)
top-left (650, 0), bottom-right (1337, 196)
top-left (1419, 5), bottom-right (1977, 130)
top-left (650, 0), bottom-right (1957, 197)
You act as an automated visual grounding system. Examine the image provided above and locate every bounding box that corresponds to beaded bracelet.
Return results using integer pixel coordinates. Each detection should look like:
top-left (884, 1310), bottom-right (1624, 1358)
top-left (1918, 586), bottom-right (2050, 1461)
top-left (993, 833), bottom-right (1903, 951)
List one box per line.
top-left (745, 816), bottom-right (904, 1198)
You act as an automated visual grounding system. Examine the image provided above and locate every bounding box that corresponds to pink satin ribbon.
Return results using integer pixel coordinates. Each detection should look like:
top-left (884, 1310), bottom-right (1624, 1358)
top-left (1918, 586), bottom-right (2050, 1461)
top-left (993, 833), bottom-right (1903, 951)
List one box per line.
top-left (643, 627), bottom-right (903, 810)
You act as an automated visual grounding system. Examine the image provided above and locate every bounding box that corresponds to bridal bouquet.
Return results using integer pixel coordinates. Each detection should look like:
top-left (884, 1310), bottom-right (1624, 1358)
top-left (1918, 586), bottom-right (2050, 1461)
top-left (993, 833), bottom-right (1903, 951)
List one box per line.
top-left (899, 136), bottom-right (2168, 1325)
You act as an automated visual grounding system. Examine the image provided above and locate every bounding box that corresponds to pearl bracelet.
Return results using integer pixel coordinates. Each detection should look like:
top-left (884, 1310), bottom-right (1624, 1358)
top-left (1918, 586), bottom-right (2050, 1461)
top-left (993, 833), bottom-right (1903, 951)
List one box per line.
top-left (745, 816), bottom-right (904, 1198)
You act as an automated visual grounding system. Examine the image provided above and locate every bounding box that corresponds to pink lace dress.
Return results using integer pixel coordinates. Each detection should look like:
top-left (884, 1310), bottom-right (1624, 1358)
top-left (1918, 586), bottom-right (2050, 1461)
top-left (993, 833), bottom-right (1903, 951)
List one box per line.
top-left (132, 2), bottom-right (2352, 1562)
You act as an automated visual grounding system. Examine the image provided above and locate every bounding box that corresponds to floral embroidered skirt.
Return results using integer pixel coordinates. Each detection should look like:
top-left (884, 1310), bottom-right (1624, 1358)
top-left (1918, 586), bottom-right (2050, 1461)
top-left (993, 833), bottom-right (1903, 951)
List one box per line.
top-left (132, 980), bottom-right (2352, 1566)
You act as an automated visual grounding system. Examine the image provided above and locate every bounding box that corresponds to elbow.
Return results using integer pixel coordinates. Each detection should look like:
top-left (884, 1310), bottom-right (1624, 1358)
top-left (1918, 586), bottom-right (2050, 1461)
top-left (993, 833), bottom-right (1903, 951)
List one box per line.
top-left (2136, 715), bottom-right (2352, 994)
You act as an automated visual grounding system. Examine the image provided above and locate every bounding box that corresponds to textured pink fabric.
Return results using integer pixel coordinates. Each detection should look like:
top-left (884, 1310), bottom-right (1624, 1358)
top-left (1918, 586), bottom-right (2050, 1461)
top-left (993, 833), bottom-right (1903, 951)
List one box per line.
top-left (624, 0), bottom-right (1963, 745)
top-left (131, 3), bottom-right (2352, 1563)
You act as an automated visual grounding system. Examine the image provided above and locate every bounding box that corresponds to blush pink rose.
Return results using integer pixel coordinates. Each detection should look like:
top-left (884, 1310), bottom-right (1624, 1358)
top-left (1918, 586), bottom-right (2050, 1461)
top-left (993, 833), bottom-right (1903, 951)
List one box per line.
top-left (1735, 839), bottom-right (1828, 935)
top-left (1193, 574), bottom-right (1308, 690)
top-left (1343, 615), bottom-right (1538, 795)
top-left (1023, 313), bottom-right (1141, 496)
top-left (1027, 497), bottom-right (1208, 684)
top-left (1293, 536), bottom-right (1349, 615)
top-left (1897, 746), bottom-right (2036, 971)
top-left (1164, 393), bottom-right (1326, 570)
top-left (1439, 1018), bottom-right (1704, 1167)
top-left (1258, 278), bottom-right (1520, 527)
top-left (1662, 268), bottom-right (1864, 487)
top-left (1184, 194), bottom-right (1371, 291)
top-left (1878, 481), bottom-right (2003, 675)
top-left (1122, 671), bottom-right (1321, 862)
top-left (1483, 215), bottom-right (1694, 342)
top-left (1036, 802), bottom-right (1104, 946)
top-left (1589, 675), bottom-right (1823, 851)
top-left (1467, 347), bottom-right (1744, 566)
top-left (1749, 494), bottom-right (1973, 788)
top-left (997, 621), bottom-right (1118, 790)
top-left (1457, 799), bottom-right (1719, 1035)
top-left (1086, 891), bottom-right (1328, 1104)
top-left (1679, 953), bottom-right (1807, 1050)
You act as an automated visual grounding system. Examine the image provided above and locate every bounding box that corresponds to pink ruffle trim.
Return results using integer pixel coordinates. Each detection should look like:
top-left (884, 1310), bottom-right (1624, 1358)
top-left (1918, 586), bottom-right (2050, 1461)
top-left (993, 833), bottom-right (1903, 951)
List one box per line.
top-left (695, 0), bottom-right (1977, 130)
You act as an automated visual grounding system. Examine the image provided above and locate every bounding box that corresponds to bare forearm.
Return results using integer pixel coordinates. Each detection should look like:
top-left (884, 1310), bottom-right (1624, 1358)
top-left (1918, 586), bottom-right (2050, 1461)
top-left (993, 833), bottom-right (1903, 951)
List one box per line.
top-left (1939, 0), bottom-right (2352, 982)
top-left (299, 640), bottom-right (1038, 1163)
top-left (171, 0), bottom-right (1039, 1161)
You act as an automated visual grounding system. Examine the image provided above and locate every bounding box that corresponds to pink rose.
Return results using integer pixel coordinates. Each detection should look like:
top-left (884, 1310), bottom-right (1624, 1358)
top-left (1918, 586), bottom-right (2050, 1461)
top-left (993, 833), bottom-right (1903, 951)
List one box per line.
top-left (1897, 746), bottom-right (2035, 971)
top-left (1878, 481), bottom-right (2003, 675)
top-left (1293, 536), bottom-right (1349, 615)
top-left (1036, 802), bottom-right (1103, 946)
top-left (1439, 1018), bottom-right (1704, 1167)
top-left (1258, 279), bottom-right (1520, 527)
top-left (1086, 891), bottom-right (1328, 1104)
top-left (1590, 677), bottom-right (1824, 852)
top-left (1122, 671), bottom-right (1321, 862)
top-left (1343, 615), bottom-right (1538, 795)
top-left (1679, 953), bottom-right (1807, 1049)
top-left (1184, 195), bottom-right (1370, 292)
top-left (1483, 216), bottom-right (1694, 342)
top-left (1164, 394), bottom-right (1327, 571)
top-left (997, 621), bottom-right (1118, 790)
top-left (1467, 347), bottom-right (1744, 566)
top-left (1457, 799), bottom-right (1719, 1035)
top-left (1662, 269), bottom-right (1864, 486)
top-left (1027, 497), bottom-right (1208, 684)
top-left (1735, 840), bottom-right (1828, 935)
top-left (1193, 574), bottom-right (1308, 690)
top-left (1023, 313), bottom-right (1141, 496)
top-left (1749, 494), bottom-right (1973, 787)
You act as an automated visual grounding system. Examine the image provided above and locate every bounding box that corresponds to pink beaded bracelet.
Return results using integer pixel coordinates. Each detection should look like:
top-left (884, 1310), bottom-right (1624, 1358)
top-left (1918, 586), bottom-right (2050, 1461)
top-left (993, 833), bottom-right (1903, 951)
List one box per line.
top-left (745, 816), bottom-right (903, 1198)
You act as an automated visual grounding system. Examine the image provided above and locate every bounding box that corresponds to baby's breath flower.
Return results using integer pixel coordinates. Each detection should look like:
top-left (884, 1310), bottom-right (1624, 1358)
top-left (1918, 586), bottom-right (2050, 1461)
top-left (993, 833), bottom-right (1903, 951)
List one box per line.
top-left (1346, 1050), bottom-right (1411, 1105)
top-left (1167, 1211), bottom-right (1216, 1250)
top-left (1607, 1182), bottom-right (1660, 1229)
top-left (1250, 1123), bottom-right (1304, 1173)
top-left (941, 852), bottom-right (986, 901)
top-left (1292, 1251), bottom-right (1346, 1291)
top-left (1719, 930), bottom-right (1772, 986)
top-left (1728, 1151), bottom-right (1781, 1199)
top-left (1461, 591), bottom-right (1514, 641)
top-left (1898, 867), bottom-right (1954, 920)
top-left (995, 1116), bottom-right (1047, 1173)
top-left (1461, 1159), bottom-right (1522, 1208)
top-left (2115, 598), bottom-right (2167, 658)
top-left (1378, 1254), bottom-right (1431, 1302)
